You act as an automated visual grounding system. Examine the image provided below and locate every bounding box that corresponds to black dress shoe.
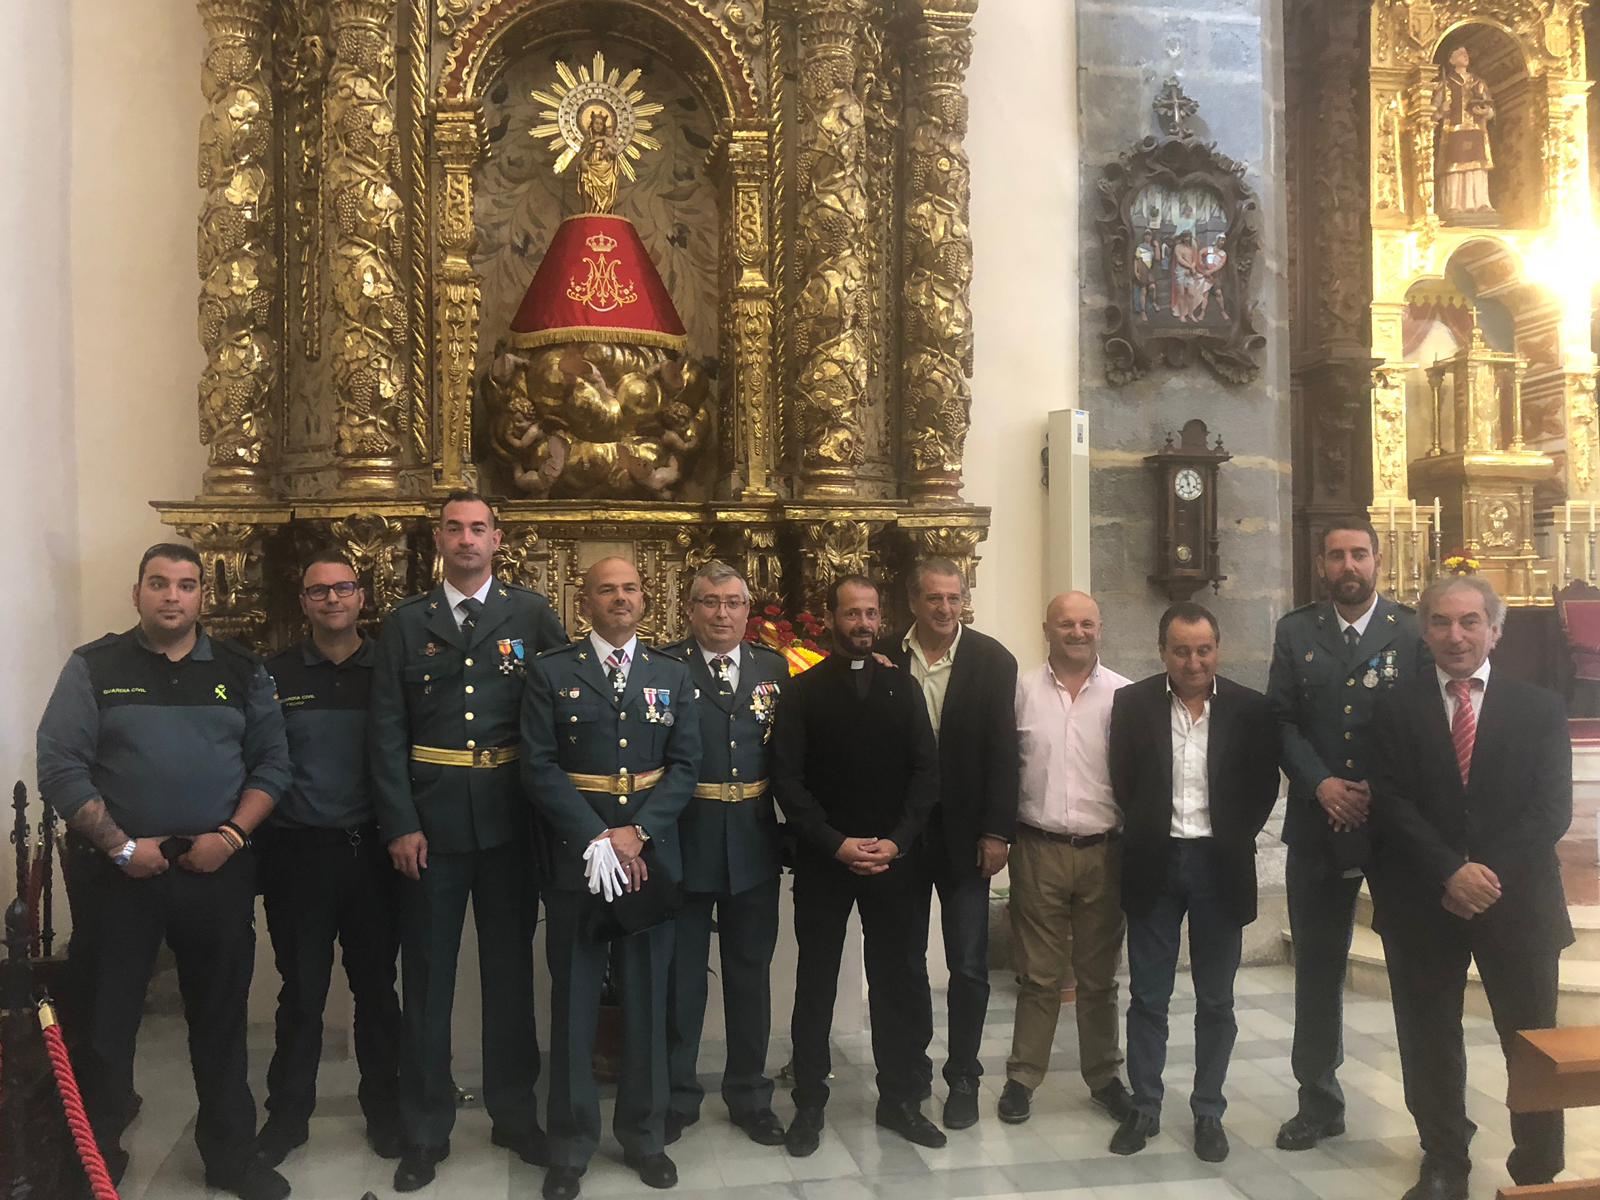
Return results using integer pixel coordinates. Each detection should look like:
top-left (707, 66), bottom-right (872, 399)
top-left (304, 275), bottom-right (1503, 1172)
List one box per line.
top-left (1109, 1110), bottom-right (1159, 1156)
top-left (204, 1158), bottom-right (291, 1200)
top-left (543, 1165), bottom-right (584, 1200)
top-left (732, 1108), bottom-right (786, 1146)
top-left (255, 1117), bottom-right (309, 1169)
top-left (1275, 1112), bottom-right (1345, 1151)
top-left (1090, 1079), bottom-right (1134, 1123)
top-left (997, 1080), bottom-right (1033, 1125)
top-left (1401, 1166), bottom-right (1469, 1200)
top-left (1194, 1116), bottom-right (1229, 1163)
top-left (492, 1122), bottom-right (550, 1166)
top-left (623, 1150), bottom-right (679, 1189)
top-left (942, 1078), bottom-right (979, 1130)
top-left (664, 1109), bottom-right (697, 1145)
top-left (785, 1106), bottom-right (825, 1157)
top-left (393, 1142), bottom-right (449, 1193)
top-left (875, 1099), bottom-right (948, 1148)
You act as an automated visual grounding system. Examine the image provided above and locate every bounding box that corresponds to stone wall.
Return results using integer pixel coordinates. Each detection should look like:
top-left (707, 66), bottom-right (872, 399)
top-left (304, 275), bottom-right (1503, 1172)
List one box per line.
top-left (1077, 0), bottom-right (1293, 691)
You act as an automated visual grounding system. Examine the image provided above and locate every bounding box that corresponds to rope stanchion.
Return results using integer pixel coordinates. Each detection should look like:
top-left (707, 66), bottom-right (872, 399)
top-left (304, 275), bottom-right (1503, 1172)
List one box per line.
top-left (38, 1000), bottom-right (119, 1200)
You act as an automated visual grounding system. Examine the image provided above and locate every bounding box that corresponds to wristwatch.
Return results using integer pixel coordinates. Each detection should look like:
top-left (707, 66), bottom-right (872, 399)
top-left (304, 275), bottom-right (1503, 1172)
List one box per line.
top-left (112, 839), bottom-right (137, 868)
top-left (632, 824), bottom-right (651, 843)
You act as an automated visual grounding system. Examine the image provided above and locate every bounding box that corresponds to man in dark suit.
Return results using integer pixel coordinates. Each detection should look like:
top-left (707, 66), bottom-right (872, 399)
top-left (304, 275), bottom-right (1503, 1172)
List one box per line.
top-left (659, 561), bottom-right (789, 1148)
top-left (369, 491), bottom-right (567, 1191)
top-left (1267, 517), bottom-right (1429, 1150)
top-left (773, 574), bottom-right (945, 1156)
top-left (522, 556), bottom-right (702, 1200)
top-left (884, 557), bottom-right (1019, 1130)
top-left (1369, 576), bottom-right (1572, 1200)
top-left (1107, 602), bottom-right (1280, 1163)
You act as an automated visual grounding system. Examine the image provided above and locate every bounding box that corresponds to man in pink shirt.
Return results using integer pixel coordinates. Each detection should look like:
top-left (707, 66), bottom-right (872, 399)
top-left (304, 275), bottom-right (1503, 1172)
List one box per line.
top-left (999, 592), bottom-right (1134, 1126)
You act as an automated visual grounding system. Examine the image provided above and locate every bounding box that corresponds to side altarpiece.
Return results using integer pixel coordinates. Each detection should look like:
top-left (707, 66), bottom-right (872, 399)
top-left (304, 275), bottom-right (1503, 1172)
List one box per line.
top-left (160, 0), bottom-right (990, 646)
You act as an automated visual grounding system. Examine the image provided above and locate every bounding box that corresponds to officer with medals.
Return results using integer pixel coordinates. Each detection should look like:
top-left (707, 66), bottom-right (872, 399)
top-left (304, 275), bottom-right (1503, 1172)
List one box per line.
top-left (658, 561), bottom-right (788, 1148)
top-left (1266, 516), bottom-right (1429, 1152)
top-left (521, 556), bottom-right (702, 1200)
top-left (368, 491), bottom-right (568, 1192)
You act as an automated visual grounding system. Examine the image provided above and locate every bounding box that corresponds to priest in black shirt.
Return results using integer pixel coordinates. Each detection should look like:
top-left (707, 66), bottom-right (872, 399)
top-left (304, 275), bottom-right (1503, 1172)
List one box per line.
top-left (772, 574), bottom-right (943, 1156)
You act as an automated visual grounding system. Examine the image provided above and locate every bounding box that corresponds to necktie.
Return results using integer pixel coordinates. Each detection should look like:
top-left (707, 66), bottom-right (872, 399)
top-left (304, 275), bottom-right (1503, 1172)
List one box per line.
top-left (604, 648), bottom-right (629, 700)
top-left (1447, 678), bottom-right (1478, 786)
top-left (459, 596), bottom-right (483, 636)
top-left (712, 654), bottom-right (734, 697)
top-left (1344, 625), bottom-right (1361, 650)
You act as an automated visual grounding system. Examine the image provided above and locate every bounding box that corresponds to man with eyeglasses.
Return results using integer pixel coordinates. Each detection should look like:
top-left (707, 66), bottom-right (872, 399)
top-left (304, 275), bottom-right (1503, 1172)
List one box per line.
top-left (369, 491), bottom-right (568, 1192)
top-left (659, 562), bottom-right (790, 1149)
top-left (255, 552), bottom-right (403, 1169)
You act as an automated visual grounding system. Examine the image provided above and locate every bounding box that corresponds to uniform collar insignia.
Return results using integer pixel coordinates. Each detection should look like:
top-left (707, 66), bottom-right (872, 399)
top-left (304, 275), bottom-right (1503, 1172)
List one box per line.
top-left (498, 587), bottom-right (509, 598)
top-left (578, 651), bottom-right (588, 660)
top-left (1386, 612), bottom-right (1396, 623)
top-left (428, 601), bottom-right (439, 611)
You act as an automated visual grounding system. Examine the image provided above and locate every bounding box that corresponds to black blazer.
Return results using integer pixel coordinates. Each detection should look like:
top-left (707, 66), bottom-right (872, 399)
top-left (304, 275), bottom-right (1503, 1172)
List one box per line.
top-left (1368, 671), bottom-right (1573, 953)
top-left (883, 627), bottom-right (1020, 880)
top-left (1109, 674), bottom-right (1282, 926)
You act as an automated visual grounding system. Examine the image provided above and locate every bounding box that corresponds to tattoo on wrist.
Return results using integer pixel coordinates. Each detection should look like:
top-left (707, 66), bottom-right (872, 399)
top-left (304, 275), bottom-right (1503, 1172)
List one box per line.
top-left (66, 799), bottom-right (131, 857)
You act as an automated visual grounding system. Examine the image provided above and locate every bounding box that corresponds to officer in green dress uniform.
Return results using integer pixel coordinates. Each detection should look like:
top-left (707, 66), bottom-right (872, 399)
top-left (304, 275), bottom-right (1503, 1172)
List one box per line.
top-left (369, 491), bottom-right (567, 1192)
top-left (658, 561), bottom-right (788, 1148)
top-left (521, 556), bottom-right (702, 1200)
top-left (1266, 516), bottom-right (1429, 1152)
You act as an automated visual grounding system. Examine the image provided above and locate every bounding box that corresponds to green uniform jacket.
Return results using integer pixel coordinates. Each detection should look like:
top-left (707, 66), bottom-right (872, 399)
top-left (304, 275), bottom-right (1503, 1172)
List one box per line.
top-left (1267, 594), bottom-right (1430, 863)
top-left (658, 638), bottom-right (788, 896)
top-left (369, 580), bottom-right (567, 853)
top-left (520, 639), bottom-right (702, 891)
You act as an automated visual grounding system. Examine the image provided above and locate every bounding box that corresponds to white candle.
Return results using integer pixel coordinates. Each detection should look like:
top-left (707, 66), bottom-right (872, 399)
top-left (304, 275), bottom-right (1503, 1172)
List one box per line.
top-left (1434, 497), bottom-right (1441, 530)
top-left (1410, 503), bottom-right (1418, 534)
top-left (1568, 503), bottom-right (1574, 534)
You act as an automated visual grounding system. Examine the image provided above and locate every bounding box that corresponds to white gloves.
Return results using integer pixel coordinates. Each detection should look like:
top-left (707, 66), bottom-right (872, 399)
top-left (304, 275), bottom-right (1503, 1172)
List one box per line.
top-left (584, 835), bottom-right (629, 903)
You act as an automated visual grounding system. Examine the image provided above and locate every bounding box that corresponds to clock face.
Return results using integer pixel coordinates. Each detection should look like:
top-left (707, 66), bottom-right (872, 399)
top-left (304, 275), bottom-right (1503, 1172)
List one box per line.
top-left (1174, 468), bottom-right (1204, 502)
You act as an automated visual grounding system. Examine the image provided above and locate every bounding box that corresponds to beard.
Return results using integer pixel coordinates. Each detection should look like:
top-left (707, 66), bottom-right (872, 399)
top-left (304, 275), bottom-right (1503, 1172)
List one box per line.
top-left (1330, 573), bottom-right (1373, 605)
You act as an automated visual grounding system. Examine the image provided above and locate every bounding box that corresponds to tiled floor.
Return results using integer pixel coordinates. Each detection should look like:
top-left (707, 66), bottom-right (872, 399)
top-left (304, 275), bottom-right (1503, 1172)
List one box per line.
top-left (114, 963), bottom-right (1600, 1200)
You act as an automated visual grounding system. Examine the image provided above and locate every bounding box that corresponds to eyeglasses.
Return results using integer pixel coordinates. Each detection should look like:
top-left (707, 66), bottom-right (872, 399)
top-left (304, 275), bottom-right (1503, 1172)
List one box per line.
top-left (303, 581), bottom-right (359, 601)
top-left (691, 596), bottom-right (750, 612)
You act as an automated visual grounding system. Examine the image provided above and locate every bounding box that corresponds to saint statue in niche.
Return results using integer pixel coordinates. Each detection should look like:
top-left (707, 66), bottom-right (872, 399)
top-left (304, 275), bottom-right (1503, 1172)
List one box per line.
top-left (1434, 45), bottom-right (1497, 221)
top-left (576, 105), bottom-right (622, 215)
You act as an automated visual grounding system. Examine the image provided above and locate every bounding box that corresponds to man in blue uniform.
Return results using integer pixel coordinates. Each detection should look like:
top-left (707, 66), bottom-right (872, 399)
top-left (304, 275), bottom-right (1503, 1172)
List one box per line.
top-left (36, 542), bottom-right (293, 1200)
top-left (256, 551), bottom-right (402, 1167)
top-left (1267, 517), bottom-right (1429, 1151)
top-left (522, 556), bottom-right (702, 1200)
top-left (659, 561), bottom-right (788, 1148)
top-left (368, 491), bottom-right (568, 1191)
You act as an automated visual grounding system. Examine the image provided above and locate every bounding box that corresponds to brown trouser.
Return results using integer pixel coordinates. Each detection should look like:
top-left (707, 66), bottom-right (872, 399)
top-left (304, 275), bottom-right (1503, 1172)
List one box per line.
top-left (1006, 825), bottom-right (1125, 1091)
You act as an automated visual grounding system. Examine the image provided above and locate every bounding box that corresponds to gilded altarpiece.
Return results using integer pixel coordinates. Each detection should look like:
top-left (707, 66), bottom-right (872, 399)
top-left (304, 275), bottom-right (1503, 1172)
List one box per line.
top-left (160, 0), bottom-right (990, 646)
top-left (1290, 0), bottom-right (1600, 604)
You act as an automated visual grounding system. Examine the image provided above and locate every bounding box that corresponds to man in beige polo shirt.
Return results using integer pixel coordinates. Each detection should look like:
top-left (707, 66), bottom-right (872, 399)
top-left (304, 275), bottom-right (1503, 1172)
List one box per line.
top-left (999, 591), bottom-right (1133, 1125)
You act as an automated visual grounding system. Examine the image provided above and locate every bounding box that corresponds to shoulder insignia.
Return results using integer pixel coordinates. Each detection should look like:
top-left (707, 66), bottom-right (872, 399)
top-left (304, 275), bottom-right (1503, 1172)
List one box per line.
top-left (391, 592), bottom-right (430, 610)
top-left (73, 631), bottom-right (124, 657)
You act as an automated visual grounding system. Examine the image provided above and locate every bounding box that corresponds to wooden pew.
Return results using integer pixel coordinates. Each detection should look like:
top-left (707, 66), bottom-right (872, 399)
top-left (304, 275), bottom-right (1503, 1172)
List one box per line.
top-left (1497, 1029), bottom-right (1600, 1200)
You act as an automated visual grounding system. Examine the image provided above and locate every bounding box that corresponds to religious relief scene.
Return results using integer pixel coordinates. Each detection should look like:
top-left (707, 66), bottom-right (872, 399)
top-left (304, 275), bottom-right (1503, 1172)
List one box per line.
top-left (12, 1), bottom-right (1600, 1200)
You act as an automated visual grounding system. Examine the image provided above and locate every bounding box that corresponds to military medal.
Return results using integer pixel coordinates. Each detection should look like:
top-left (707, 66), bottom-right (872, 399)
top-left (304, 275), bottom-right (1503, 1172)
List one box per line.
top-left (1304, 651), bottom-right (1314, 662)
top-left (1380, 649), bottom-right (1398, 682)
top-left (1363, 669), bottom-right (1378, 688)
top-left (644, 687), bottom-right (660, 721)
top-left (425, 642), bottom-right (438, 656)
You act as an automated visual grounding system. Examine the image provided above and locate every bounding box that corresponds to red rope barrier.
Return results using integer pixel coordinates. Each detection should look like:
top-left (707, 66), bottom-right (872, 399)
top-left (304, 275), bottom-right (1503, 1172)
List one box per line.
top-left (39, 1001), bottom-right (120, 1200)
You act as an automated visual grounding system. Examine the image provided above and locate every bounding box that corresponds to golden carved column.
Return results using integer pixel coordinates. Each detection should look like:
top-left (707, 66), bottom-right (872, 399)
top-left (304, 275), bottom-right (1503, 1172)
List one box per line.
top-left (792, 0), bottom-right (869, 497)
top-left (197, 0), bottom-right (278, 496)
top-left (902, 1), bottom-right (976, 505)
top-left (173, 521), bottom-right (273, 643)
top-left (728, 126), bottom-right (778, 499)
top-left (327, 0), bottom-right (409, 493)
top-left (433, 104), bottom-right (484, 492)
top-left (798, 517), bottom-right (877, 615)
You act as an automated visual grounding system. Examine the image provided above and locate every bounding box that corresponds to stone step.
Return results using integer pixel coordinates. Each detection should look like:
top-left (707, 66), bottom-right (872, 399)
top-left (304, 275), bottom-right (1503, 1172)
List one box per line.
top-left (1351, 890), bottom-right (1600, 960)
top-left (1340, 924), bottom-right (1600, 1026)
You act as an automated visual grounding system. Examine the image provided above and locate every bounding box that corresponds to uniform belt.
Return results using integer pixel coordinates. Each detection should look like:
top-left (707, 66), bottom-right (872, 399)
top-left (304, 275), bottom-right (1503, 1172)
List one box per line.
top-left (410, 744), bottom-right (519, 768)
top-left (1019, 823), bottom-right (1120, 848)
top-left (566, 768), bottom-right (665, 795)
top-left (693, 779), bottom-right (769, 802)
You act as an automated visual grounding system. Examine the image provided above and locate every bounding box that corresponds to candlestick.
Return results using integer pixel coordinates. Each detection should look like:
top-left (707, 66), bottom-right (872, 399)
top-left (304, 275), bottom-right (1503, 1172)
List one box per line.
top-left (1566, 502), bottom-right (1573, 534)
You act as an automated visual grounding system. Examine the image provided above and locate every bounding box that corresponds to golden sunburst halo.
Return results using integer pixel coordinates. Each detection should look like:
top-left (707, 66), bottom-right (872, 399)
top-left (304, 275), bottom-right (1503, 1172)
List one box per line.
top-left (530, 50), bottom-right (665, 182)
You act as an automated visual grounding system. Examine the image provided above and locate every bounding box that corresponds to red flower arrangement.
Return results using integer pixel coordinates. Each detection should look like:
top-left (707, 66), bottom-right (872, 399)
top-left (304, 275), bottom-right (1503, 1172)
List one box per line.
top-left (746, 600), bottom-right (830, 674)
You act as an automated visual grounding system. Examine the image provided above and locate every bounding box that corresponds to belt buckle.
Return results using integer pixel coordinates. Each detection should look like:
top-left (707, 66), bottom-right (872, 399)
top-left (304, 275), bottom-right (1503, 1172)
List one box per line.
top-left (616, 771), bottom-right (633, 795)
top-left (728, 781), bottom-right (744, 802)
top-left (476, 748), bottom-right (494, 768)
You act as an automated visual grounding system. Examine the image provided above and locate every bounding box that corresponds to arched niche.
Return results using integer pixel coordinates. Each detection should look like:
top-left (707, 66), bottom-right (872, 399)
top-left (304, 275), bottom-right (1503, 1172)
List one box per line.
top-left (1403, 237), bottom-right (1562, 464)
top-left (1432, 22), bottom-right (1541, 226)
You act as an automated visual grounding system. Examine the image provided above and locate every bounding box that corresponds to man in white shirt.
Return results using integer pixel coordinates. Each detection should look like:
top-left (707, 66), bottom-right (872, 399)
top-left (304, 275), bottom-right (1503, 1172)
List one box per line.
top-left (999, 592), bottom-right (1133, 1127)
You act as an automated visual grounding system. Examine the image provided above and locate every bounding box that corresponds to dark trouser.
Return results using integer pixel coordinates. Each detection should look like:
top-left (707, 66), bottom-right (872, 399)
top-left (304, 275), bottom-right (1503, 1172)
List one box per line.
top-left (1285, 846), bottom-right (1363, 1123)
top-left (1382, 922), bottom-right (1564, 1184)
top-left (1126, 839), bottom-right (1243, 1121)
top-left (544, 889), bottom-right (673, 1167)
top-left (666, 877), bottom-right (780, 1121)
top-left (397, 839), bottom-right (539, 1149)
top-left (789, 851), bottom-right (931, 1111)
top-left (911, 837), bottom-right (992, 1089)
top-left (76, 847), bottom-right (258, 1173)
top-left (259, 823), bottom-right (402, 1134)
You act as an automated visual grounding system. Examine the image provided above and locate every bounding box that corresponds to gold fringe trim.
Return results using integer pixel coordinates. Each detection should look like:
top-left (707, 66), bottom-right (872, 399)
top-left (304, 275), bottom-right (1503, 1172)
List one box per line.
top-left (508, 325), bottom-right (688, 352)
